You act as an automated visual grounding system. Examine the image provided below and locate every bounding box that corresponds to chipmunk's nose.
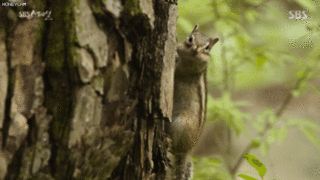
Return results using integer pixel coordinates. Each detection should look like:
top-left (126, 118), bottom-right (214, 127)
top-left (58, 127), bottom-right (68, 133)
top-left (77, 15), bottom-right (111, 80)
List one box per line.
top-left (196, 46), bottom-right (202, 53)
top-left (191, 45), bottom-right (200, 55)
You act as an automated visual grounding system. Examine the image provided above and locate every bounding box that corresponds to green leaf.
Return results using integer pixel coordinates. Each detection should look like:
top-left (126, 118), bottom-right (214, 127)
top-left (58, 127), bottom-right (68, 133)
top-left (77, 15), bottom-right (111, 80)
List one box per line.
top-left (287, 119), bottom-right (320, 131)
top-left (260, 141), bottom-right (270, 156)
top-left (300, 127), bottom-right (320, 150)
top-left (268, 111), bottom-right (277, 125)
top-left (251, 137), bottom-right (262, 149)
top-left (297, 69), bottom-right (306, 79)
top-left (287, 119), bottom-right (320, 150)
top-left (277, 127), bottom-right (288, 144)
top-left (243, 153), bottom-right (267, 179)
top-left (267, 128), bottom-right (277, 144)
top-left (238, 174), bottom-right (258, 180)
top-left (292, 90), bottom-right (301, 97)
top-left (256, 55), bottom-right (267, 69)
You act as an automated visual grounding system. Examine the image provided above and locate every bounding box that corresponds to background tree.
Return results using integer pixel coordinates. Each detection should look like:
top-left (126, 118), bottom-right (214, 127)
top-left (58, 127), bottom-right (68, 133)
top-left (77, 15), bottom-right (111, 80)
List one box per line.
top-left (0, 0), bottom-right (178, 179)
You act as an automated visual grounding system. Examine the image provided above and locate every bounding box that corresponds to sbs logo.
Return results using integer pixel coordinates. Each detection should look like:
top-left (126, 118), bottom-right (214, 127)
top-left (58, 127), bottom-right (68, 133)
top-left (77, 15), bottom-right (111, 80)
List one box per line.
top-left (289, 11), bottom-right (308, 19)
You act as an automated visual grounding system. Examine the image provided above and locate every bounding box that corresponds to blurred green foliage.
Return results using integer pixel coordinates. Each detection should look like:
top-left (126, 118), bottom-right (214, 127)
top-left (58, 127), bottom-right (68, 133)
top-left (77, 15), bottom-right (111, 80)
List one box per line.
top-left (192, 156), bottom-right (233, 180)
top-left (207, 93), bottom-right (251, 136)
top-left (177, 0), bottom-right (320, 90)
top-left (177, 0), bottom-right (320, 179)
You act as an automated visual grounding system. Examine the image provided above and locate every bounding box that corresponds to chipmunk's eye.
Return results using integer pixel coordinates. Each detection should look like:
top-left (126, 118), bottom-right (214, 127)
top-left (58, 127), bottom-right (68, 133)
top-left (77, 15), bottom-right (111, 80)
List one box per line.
top-left (187, 35), bottom-right (194, 44)
top-left (204, 42), bottom-right (210, 51)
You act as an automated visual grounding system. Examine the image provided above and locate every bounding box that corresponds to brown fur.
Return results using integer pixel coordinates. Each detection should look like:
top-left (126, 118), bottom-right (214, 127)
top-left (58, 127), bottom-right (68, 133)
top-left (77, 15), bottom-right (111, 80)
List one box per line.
top-left (167, 25), bottom-right (219, 180)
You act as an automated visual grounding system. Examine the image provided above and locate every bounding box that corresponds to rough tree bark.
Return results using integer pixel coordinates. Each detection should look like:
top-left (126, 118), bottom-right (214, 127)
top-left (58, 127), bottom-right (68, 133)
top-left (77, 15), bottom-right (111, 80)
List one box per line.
top-left (0, 0), bottom-right (178, 179)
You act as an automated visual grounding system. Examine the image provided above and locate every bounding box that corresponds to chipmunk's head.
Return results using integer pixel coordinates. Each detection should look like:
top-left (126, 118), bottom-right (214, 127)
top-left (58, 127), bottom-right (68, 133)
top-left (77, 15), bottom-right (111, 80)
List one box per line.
top-left (176, 25), bottom-right (219, 74)
top-left (184, 24), bottom-right (219, 59)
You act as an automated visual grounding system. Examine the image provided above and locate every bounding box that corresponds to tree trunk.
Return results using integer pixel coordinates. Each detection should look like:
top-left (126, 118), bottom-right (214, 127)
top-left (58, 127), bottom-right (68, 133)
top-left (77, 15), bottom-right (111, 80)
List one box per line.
top-left (0, 0), bottom-right (178, 179)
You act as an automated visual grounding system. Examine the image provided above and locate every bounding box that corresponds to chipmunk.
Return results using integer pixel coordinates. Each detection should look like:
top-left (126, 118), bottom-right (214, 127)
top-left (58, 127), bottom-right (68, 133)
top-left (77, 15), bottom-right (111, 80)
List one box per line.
top-left (167, 24), bottom-right (219, 180)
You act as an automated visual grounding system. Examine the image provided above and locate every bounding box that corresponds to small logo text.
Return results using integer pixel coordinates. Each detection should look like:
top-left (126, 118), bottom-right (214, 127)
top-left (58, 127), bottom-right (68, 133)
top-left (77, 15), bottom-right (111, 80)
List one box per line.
top-left (19, 10), bottom-right (53, 21)
top-left (288, 11), bottom-right (308, 20)
top-left (2, 0), bottom-right (26, 7)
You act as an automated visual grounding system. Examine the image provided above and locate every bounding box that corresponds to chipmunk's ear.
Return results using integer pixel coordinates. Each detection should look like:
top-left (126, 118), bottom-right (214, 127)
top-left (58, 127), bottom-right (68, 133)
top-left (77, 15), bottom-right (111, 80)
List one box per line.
top-left (191, 24), bottom-right (199, 33)
top-left (209, 37), bottom-right (219, 48)
top-left (204, 38), bottom-right (219, 52)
